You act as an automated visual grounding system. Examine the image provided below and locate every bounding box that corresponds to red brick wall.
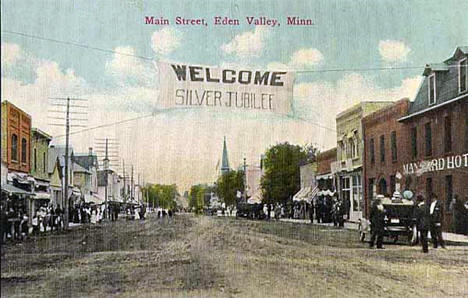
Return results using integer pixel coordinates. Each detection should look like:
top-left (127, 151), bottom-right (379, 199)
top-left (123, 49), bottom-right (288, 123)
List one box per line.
top-left (3, 102), bottom-right (31, 173)
top-left (317, 148), bottom-right (337, 175)
top-left (362, 99), bottom-right (410, 218)
top-left (400, 100), bottom-right (468, 231)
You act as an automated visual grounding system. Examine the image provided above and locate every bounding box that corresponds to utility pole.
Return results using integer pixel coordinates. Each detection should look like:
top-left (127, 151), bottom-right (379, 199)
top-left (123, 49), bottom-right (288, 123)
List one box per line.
top-left (122, 159), bottom-right (126, 202)
top-left (131, 165), bottom-right (134, 202)
top-left (243, 157), bottom-right (247, 203)
top-left (48, 97), bottom-right (88, 230)
top-left (64, 97), bottom-right (70, 228)
top-left (104, 138), bottom-right (109, 220)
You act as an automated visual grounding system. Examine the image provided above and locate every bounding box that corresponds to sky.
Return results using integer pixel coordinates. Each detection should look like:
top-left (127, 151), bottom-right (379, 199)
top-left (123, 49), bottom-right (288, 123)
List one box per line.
top-left (1, 0), bottom-right (467, 191)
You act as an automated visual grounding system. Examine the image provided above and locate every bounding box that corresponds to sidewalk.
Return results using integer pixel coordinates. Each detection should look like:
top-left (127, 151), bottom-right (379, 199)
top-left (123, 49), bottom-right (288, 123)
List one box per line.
top-left (279, 218), bottom-right (468, 244)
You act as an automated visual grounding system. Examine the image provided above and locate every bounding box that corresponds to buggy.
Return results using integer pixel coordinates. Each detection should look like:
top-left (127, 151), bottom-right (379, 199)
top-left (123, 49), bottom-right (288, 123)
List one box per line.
top-left (359, 197), bottom-right (418, 245)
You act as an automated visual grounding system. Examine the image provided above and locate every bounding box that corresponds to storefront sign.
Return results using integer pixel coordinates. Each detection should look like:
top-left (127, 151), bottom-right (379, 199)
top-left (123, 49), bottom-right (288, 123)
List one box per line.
top-left (156, 62), bottom-right (295, 115)
top-left (403, 153), bottom-right (468, 176)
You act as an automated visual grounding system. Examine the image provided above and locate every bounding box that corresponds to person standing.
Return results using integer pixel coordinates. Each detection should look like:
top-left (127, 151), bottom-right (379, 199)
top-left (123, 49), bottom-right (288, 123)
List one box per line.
top-left (429, 193), bottom-right (446, 249)
top-left (369, 195), bottom-right (386, 249)
top-left (414, 195), bottom-right (431, 253)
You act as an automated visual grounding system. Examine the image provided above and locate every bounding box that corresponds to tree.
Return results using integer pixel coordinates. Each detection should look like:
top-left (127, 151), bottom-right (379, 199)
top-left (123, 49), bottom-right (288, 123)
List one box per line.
top-left (215, 170), bottom-right (244, 207)
top-left (188, 184), bottom-right (206, 214)
top-left (260, 142), bottom-right (310, 205)
top-left (143, 184), bottom-right (178, 209)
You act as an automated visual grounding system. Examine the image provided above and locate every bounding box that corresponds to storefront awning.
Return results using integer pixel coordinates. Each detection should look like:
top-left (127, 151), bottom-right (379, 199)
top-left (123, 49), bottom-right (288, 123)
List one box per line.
top-left (34, 191), bottom-right (50, 200)
top-left (84, 193), bottom-right (104, 204)
top-left (1, 183), bottom-right (33, 196)
top-left (316, 173), bottom-right (333, 180)
top-left (8, 172), bottom-right (36, 184)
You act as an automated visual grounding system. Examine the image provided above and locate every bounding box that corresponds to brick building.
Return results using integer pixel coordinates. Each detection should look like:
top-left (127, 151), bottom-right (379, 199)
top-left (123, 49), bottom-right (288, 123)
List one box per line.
top-left (331, 101), bottom-right (393, 222)
top-left (398, 47), bottom-right (468, 231)
top-left (315, 147), bottom-right (337, 195)
top-left (1, 101), bottom-right (32, 173)
top-left (362, 99), bottom-right (411, 217)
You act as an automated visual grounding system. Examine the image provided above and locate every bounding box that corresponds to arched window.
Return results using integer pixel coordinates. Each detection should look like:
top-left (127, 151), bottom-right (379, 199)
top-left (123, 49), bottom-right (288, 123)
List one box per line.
top-left (11, 134), bottom-right (18, 161)
top-left (21, 138), bottom-right (27, 163)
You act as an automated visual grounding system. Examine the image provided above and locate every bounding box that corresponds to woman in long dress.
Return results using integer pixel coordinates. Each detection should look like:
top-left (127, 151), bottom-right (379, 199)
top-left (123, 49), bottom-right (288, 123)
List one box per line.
top-left (134, 207), bottom-right (140, 220)
top-left (90, 209), bottom-right (97, 224)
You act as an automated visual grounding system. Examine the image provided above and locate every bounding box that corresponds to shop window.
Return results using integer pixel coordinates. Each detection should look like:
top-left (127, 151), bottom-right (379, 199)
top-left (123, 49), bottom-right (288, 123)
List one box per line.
top-left (425, 123), bottom-right (432, 157)
top-left (444, 116), bottom-right (452, 153)
top-left (352, 174), bottom-right (362, 212)
top-left (411, 127), bottom-right (417, 159)
top-left (21, 138), bottom-right (27, 163)
top-left (370, 138), bottom-right (375, 164)
top-left (460, 58), bottom-right (467, 93)
top-left (445, 175), bottom-right (453, 209)
top-left (426, 177), bottom-right (433, 198)
top-left (11, 134), bottom-right (18, 161)
top-left (428, 74), bottom-right (436, 105)
top-left (378, 178), bottom-right (387, 196)
top-left (34, 148), bottom-right (37, 171)
top-left (391, 131), bottom-right (397, 162)
top-left (380, 135), bottom-right (385, 163)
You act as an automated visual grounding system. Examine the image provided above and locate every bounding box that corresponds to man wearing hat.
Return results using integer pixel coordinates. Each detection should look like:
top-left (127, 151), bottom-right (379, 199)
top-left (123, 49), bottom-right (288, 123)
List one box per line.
top-left (414, 194), bottom-right (431, 253)
top-left (429, 193), bottom-right (446, 249)
top-left (369, 195), bottom-right (386, 249)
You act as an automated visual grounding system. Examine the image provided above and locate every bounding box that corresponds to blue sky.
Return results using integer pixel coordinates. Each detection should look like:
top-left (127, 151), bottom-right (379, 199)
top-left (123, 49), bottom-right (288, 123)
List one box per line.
top-left (2, 0), bottom-right (467, 190)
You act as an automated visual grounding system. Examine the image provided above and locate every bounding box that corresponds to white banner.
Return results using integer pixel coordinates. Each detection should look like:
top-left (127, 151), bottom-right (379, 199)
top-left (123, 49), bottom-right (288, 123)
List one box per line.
top-left (156, 62), bottom-right (295, 115)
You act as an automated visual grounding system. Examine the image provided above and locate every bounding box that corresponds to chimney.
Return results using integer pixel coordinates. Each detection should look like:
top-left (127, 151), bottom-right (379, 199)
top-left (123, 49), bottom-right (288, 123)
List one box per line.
top-left (89, 147), bottom-right (93, 156)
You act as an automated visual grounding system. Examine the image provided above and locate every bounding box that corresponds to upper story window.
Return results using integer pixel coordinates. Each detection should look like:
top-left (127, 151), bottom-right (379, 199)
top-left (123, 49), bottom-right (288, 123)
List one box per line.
top-left (425, 122), bottom-right (432, 157)
top-left (21, 138), bottom-right (27, 163)
top-left (391, 131), bottom-right (397, 162)
top-left (411, 127), bottom-right (417, 159)
top-left (43, 152), bottom-right (46, 173)
top-left (428, 74), bottom-right (436, 105)
top-left (380, 135), bottom-right (385, 163)
top-left (444, 115), bottom-right (452, 153)
top-left (459, 58), bottom-right (467, 93)
top-left (34, 148), bottom-right (37, 171)
top-left (370, 138), bottom-right (375, 164)
top-left (11, 134), bottom-right (18, 161)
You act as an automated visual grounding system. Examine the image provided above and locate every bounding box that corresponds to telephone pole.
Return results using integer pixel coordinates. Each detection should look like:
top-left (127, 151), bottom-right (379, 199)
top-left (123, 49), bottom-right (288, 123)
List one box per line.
top-left (48, 97), bottom-right (88, 230)
top-left (243, 157), bottom-right (247, 203)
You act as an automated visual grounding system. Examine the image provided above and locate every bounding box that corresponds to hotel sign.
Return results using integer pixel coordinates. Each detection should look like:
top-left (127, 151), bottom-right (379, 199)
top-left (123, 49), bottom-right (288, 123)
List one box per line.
top-left (403, 153), bottom-right (468, 176)
top-left (156, 62), bottom-right (295, 115)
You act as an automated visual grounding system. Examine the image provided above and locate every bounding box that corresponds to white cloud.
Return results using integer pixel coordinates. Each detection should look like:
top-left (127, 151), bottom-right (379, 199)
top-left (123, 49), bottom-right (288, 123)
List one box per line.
top-left (267, 48), bottom-right (323, 71)
top-left (151, 28), bottom-right (182, 56)
top-left (221, 27), bottom-right (271, 58)
top-left (293, 73), bottom-right (422, 136)
top-left (105, 46), bottom-right (157, 86)
top-left (378, 40), bottom-right (411, 63)
top-left (290, 48), bottom-right (324, 68)
top-left (1, 42), bottom-right (22, 65)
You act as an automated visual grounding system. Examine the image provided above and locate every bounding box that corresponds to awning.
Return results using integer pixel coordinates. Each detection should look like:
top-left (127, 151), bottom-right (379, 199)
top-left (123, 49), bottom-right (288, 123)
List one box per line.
top-left (84, 193), bottom-right (104, 204)
top-left (318, 189), bottom-right (336, 196)
top-left (293, 187), bottom-right (311, 202)
top-left (1, 183), bottom-right (33, 196)
top-left (316, 173), bottom-right (333, 180)
top-left (8, 172), bottom-right (36, 184)
top-left (34, 191), bottom-right (50, 200)
top-left (71, 187), bottom-right (81, 197)
top-left (34, 179), bottom-right (50, 188)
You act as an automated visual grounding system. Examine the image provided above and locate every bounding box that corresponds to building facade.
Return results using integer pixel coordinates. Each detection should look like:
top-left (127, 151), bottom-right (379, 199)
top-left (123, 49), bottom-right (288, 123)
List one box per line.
top-left (315, 148), bottom-right (337, 196)
top-left (362, 99), bottom-right (411, 217)
top-left (398, 47), bottom-right (468, 231)
top-left (332, 101), bottom-right (393, 222)
top-left (1, 101), bottom-right (32, 174)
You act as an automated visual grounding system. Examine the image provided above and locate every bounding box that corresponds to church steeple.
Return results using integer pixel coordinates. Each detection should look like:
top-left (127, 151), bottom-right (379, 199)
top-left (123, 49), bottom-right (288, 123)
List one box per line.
top-left (221, 136), bottom-right (230, 174)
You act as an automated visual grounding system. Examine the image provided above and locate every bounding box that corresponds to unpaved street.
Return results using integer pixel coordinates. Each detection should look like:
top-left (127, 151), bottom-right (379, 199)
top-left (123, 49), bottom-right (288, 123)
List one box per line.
top-left (1, 214), bottom-right (467, 297)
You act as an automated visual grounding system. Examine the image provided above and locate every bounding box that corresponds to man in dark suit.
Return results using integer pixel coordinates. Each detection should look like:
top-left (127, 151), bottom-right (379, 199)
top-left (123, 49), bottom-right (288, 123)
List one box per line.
top-left (414, 195), bottom-right (430, 253)
top-left (429, 193), bottom-right (446, 249)
top-left (369, 195), bottom-right (386, 249)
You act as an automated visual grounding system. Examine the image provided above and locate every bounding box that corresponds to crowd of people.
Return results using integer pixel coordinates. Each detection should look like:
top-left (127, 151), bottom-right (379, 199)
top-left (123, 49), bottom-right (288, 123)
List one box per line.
top-left (369, 192), bottom-right (468, 252)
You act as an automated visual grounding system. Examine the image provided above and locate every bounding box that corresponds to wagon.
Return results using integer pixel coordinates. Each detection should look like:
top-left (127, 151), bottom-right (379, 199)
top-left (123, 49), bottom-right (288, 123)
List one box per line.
top-left (359, 197), bottom-right (418, 245)
top-left (236, 203), bottom-right (266, 219)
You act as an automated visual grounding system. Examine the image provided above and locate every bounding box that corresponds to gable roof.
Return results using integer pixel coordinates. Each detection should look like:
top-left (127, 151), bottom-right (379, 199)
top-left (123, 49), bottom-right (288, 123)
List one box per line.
top-left (74, 154), bottom-right (98, 171)
top-left (404, 46), bottom-right (468, 119)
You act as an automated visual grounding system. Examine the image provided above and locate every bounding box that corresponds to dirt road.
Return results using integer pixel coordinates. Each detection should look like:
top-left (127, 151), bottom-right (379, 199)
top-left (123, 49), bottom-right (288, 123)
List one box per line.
top-left (1, 214), bottom-right (467, 297)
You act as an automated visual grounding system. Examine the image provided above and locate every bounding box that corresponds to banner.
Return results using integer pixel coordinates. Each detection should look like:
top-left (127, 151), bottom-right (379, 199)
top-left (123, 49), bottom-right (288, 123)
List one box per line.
top-left (156, 62), bottom-right (295, 115)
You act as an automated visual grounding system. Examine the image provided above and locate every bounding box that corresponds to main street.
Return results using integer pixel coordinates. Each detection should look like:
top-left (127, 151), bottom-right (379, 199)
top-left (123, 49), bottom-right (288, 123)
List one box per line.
top-left (1, 214), bottom-right (467, 297)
